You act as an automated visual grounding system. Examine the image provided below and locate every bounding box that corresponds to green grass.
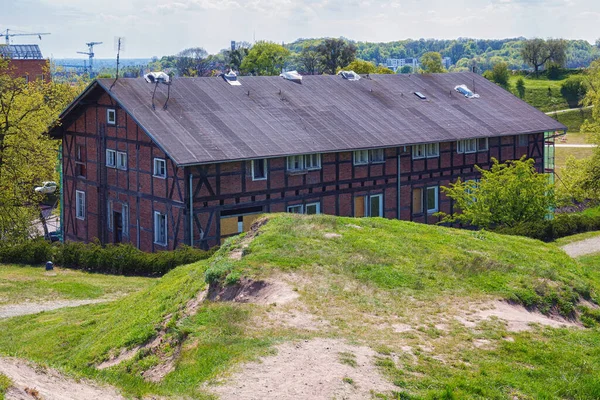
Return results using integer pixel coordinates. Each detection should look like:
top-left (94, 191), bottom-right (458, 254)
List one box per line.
top-left (0, 374), bottom-right (10, 400)
top-left (1, 215), bottom-right (600, 399)
top-left (554, 230), bottom-right (600, 246)
top-left (555, 146), bottom-right (594, 171)
top-left (508, 75), bottom-right (569, 112)
top-left (549, 108), bottom-right (595, 134)
top-left (0, 265), bottom-right (153, 305)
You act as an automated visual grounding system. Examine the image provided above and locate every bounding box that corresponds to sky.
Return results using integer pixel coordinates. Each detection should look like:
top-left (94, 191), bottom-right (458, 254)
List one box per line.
top-left (1, 0), bottom-right (599, 59)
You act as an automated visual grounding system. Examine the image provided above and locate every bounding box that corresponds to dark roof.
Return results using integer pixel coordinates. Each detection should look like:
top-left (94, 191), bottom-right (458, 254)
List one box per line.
top-left (71, 73), bottom-right (565, 166)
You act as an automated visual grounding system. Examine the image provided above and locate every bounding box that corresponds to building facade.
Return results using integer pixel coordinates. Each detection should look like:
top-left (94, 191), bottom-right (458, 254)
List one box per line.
top-left (52, 73), bottom-right (565, 251)
top-left (0, 44), bottom-right (50, 82)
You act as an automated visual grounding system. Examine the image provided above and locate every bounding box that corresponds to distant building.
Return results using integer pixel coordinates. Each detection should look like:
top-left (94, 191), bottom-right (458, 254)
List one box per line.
top-left (0, 44), bottom-right (50, 82)
top-left (386, 58), bottom-right (420, 72)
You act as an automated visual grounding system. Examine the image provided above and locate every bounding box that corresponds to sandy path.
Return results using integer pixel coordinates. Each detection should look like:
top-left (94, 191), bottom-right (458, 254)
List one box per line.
top-left (0, 358), bottom-right (124, 400)
top-left (208, 338), bottom-right (395, 400)
top-left (561, 236), bottom-right (600, 258)
top-left (0, 299), bottom-right (107, 319)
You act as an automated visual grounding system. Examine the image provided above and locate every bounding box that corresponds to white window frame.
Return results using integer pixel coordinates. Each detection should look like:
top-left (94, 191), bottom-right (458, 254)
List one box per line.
top-left (412, 144), bottom-right (426, 159)
top-left (154, 211), bottom-right (167, 246)
top-left (106, 149), bottom-right (116, 168)
top-left (368, 194), bottom-right (383, 217)
top-left (518, 134), bottom-right (528, 147)
top-left (251, 159), bottom-right (267, 181)
top-left (305, 153), bottom-right (321, 170)
top-left (370, 149), bottom-right (385, 163)
top-left (117, 151), bottom-right (127, 170)
top-left (286, 155), bottom-right (304, 172)
top-left (107, 200), bottom-right (113, 231)
top-left (154, 158), bottom-right (166, 178)
top-left (75, 190), bottom-right (85, 220)
top-left (122, 203), bottom-right (129, 236)
top-left (287, 204), bottom-right (303, 214)
top-left (305, 202), bottom-right (321, 215)
top-left (353, 150), bottom-right (369, 165)
top-left (426, 186), bottom-right (439, 214)
top-left (107, 108), bottom-right (116, 125)
top-left (457, 139), bottom-right (477, 154)
top-left (426, 143), bottom-right (440, 158)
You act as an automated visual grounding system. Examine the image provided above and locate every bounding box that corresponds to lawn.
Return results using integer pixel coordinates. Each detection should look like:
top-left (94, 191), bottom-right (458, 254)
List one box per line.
top-left (508, 75), bottom-right (569, 112)
top-left (0, 265), bottom-right (153, 306)
top-left (549, 108), bottom-right (594, 134)
top-left (0, 215), bottom-right (599, 399)
top-left (554, 146), bottom-right (594, 171)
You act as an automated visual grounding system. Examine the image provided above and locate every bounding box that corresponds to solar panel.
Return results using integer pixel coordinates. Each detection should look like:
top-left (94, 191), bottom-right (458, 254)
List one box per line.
top-left (0, 45), bottom-right (43, 59)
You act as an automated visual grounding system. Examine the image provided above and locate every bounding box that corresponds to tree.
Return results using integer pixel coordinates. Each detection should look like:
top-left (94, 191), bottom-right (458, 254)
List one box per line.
top-left (516, 77), bottom-right (526, 99)
top-left (375, 65), bottom-right (395, 74)
top-left (489, 61), bottom-right (510, 88)
top-left (298, 44), bottom-right (322, 75)
top-left (342, 59), bottom-right (376, 74)
top-left (240, 41), bottom-right (290, 76)
top-left (399, 65), bottom-right (413, 74)
top-left (439, 157), bottom-right (555, 228)
top-left (582, 59), bottom-right (600, 133)
top-left (316, 38), bottom-right (357, 75)
top-left (560, 75), bottom-right (587, 108)
top-left (420, 52), bottom-right (446, 73)
top-left (520, 38), bottom-right (567, 77)
top-left (175, 47), bottom-right (209, 77)
top-left (0, 59), bottom-right (83, 243)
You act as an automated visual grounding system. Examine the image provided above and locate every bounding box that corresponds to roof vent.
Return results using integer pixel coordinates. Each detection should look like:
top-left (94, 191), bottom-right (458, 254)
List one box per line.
top-left (338, 70), bottom-right (361, 81)
top-left (144, 72), bottom-right (170, 84)
top-left (280, 70), bottom-right (302, 84)
top-left (220, 70), bottom-right (241, 86)
top-left (414, 91), bottom-right (426, 100)
top-left (454, 84), bottom-right (480, 99)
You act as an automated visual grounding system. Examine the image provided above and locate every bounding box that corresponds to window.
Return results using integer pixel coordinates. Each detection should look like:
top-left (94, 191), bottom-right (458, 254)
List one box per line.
top-left (154, 211), bottom-right (167, 245)
top-left (412, 188), bottom-right (423, 214)
top-left (457, 138), bottom-right (487, 153)
top-left (35, 74), bottom-right (44, 81)
top-left (305, 202), bottom-right (321, 215)
top-left (106, 149), bottom-right (116, 168)
top-left (107, 201), bottom-right (113, 231)
top-left (286, 155), bottom-right (304, 172)
top-left (369, 194), bottom-right (383, 217)
top-left (518, 134), bottom-right (528, 147)
top-left (22, 75), bottom-right (29, 83)
top-left (426, 143), bottom-right (439, 157)
top-left (154, 158), bottom-right (166, 178)
top-left (287, 205), bottom-right (303, 214)
top-left (252, 159), bottom-right (267, 180)
top-left (413, 143), bottom-right (439, 159)
top-left (117, 151), bottom-right (127, 170)
top-left (426, 186), bottom-right (439, 213)
top-left (76, 191), bottom-right (85, 220)
top-left (75, 144), bottom-right (86, 178)
top-left (305, 154), bottom-right (321, 170)
top-left (122, 204), bottom-right (129, 236)
top-left (370, 149), bottom-right (385, 163)
top-left (478, 138), bottom-right (488, 151)
top-left (353, 150), bottom-right (369, 165)
top-left (107, 109), bottom-right (116, 125)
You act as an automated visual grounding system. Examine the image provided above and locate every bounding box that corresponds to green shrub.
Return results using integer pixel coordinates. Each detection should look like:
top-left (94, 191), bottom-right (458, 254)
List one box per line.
top-left (494, 213), bottom-right (600, 242)
top-left (1, 240), bottom-right (213, 276)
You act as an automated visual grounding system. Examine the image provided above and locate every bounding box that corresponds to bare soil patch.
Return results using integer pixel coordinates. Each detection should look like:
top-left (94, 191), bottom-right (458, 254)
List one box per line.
top-left (0, 357), bottom-right (124, 400)
top-left (207, 338), bottom-right (395, 400)
top-left (458, 300), bottom-right (580, 332)
top-left (561, 236), bottom-right (600, 257)
top-left (0, 299), bottom-right (108, 320)
top-left (208, 279), bottom-right (299, 306)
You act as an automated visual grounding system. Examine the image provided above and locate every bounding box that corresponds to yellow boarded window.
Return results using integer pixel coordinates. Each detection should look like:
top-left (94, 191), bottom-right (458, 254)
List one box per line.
top-left (354, 196), bottom-right (365, 217)
top-left (412, 188), bottom-right (423, 214)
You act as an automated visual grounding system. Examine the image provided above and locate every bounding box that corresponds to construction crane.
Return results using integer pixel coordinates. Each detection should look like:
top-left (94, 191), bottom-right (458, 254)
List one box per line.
top-left (77, 41), bottom-right (103, 74)
top-left (2, 29), bottom-right (50, 45)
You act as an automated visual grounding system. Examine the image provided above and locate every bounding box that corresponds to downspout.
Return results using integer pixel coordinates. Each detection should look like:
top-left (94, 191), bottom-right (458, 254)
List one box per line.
top-left (59, 144), bottom-right (64, 243)
top-left (397, 153), bottom-right (401, 220)
top-left (189, 171), bottom-right (194, 247)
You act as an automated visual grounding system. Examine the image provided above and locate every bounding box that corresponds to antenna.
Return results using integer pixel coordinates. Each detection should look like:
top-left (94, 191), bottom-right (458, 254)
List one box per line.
top-left (77, 41), bottom-right (102, 75)
top-left (109, 36), bottom-right (125, 91)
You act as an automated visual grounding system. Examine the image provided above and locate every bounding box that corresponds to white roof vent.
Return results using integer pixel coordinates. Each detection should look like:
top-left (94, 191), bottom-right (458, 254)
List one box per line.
top-left (454, 84), bottom-right (480, 99)
top-left (221, 70), bottom-right (241, 86)
top-left (280, 70), bottom-right (302, 84)
top-left (144, 72), bottom-right (170, 84)
top-left (338, 70), bottom-right (361, 81)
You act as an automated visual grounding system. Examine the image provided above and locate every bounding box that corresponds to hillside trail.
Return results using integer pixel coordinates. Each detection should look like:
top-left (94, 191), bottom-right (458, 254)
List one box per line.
top-left (0, 357), bottom-right (125, 400)
top-left (561, 236), bottom-right (600, 258)
top-left (0, 299), bottom-right (108, 320)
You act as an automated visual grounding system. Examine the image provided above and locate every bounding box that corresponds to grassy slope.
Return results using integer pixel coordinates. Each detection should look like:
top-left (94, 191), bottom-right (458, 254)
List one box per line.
top-left (0, 374), bottom-right (10, 400)
top-left (508, 76), bottom-right (568, 112)
top-left (0, 215), bottom-right (599, 399)
top-left (0, 265), bottom-right (153, 305)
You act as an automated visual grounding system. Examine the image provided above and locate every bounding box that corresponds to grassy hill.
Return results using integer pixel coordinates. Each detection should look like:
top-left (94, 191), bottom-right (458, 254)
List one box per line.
top-left (1, 215), bottom-right (599, 399)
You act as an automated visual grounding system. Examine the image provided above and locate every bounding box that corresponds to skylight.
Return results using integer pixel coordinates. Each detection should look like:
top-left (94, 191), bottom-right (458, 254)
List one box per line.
top-left (414, 91), bottom-right (426, 100)
top-left (338, 70), bottom-right (361, 81)
top-left (454, 84), bottom-right (480, 98)
top-left (221, 71), bottom-right (241, 86)
top-left (280, 70), bottom-right (302, 84)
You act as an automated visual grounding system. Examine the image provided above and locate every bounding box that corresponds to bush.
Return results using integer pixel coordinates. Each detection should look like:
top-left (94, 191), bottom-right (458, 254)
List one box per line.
top-left (494, 213), bottom-right (600, 241)
top-left (560, 75), bottom-right (587, 108)
top-left (0, 240), bottom-right (213, 276)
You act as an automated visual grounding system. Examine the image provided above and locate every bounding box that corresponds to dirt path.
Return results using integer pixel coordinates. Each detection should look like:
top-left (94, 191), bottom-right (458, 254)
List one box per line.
top-left (208, 338), bottom-right (395, 400)
top-left (0, 358), bottom-right (124, 400)
top-left (545, 105), bottom-right (593, 115)
top-left (554, 144), bottom-right (596, 148)
top-left (0, 299), bottom-right (107, 319)
top-left (561, 236), bottom-right (600, 258)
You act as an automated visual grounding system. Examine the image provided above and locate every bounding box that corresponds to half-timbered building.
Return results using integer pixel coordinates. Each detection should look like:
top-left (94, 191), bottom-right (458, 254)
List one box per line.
top-left (49, 72), bottom-right (566, 251)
